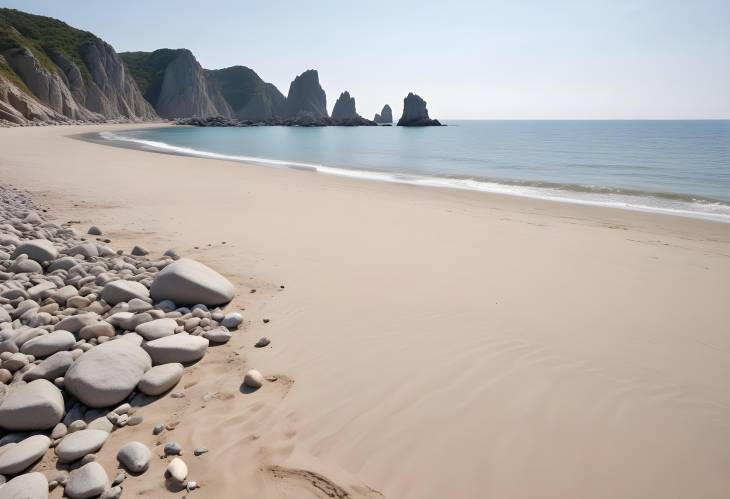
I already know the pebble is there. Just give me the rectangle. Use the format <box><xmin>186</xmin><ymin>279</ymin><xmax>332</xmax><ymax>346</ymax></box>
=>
<box><xmin>65</xmin><ymin>462</ymin><xmax>109</xmax><ymax>499</ymax></box>
<box><xmin>112</xmin><ymin>471</ymin><xmax>126</xmax><ymax>486</ymax></box>
<box><xmin>0</xmin><ymin>434</ymin><xmax>51</xmax><ymax>474</ymax></box>
<box><xmin>55</xmin><ymin>429</ymin><xmax>109</xmax><ymax>463</ymax></box>
<box><xmin>255</xmin><ymin>337</ymin><xmax>271</xmax><ymax>348</ymax></box>
<box><xmin>193</xmin><ymin>447</ymin><xmax>208</xmax><ymax>456</ymax></box>
<box><xmin>243</xmin><ymin>369</ymin><xmax>265</xmax><ymax>389</ymax></box>
<box><xmin>153</xmin><ymin>423</ymin><xmax>165</xmax><ymax>435</ymax></box>
<box><xmin>100</xmin><ymin>485</ymin><xmax>123</xmax><ymax>499</ymax></box>
<box><xmin>164</xmin><ymin>441</ymin><xmax>182</xmax><ymax>456</ymax></box>
<box><xmin>87</xmin><ymin>226</ymin><xmax>102</xmax><ymax>236</ymax></box>
<box><xmin>0</xmin><ymin>472</ymin><xmax>48</xmax><ymax>499</ymax></box>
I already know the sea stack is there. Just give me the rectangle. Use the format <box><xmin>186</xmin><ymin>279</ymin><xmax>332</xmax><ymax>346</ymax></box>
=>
<box><xmin>374</xmin><ymin>104</ymin><xmax>393</xmax><ymax>124</ymax></box>
<box><xmin>397</xmin><ymin>93</ymin><xmax>441</xmax><ymax>126</ymax></box>
<box><xmin>284</xmin><ymin>69</ymin><xmax>327</xmax><ymax>118</ymax></box>
<box><xmin>331</xmin><ymin>91</ymin><xmax>359</xmax><ymax>120</ymax></box>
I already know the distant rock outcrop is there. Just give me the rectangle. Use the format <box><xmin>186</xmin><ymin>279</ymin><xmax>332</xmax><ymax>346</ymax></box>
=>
<box><xmin>284</xmin><ymin>69</ymin><xmax>327</xmax><ymax>118</ymax></box>
<box><xmin>374</xmin><ymin>104</ymin><xmax>393</xmax><ymax>124</ymax></box>
<box><xmin>0</xmin><ymin>8</ymin><xmax>156</xmax><ymax>125</ymax></box>
<box><xmin>205</xmin><ymin>66</ymin><xmax>286</xmax><ymax>121</ymax></box>
<box><xmin>331</xmin><ymin>91</ymin><xmax>359</xmax><ymax>120</ymax></box>
<box><xmin>397</xmin><ymin>93</ymin><xmax>441</xmax><ymax>126</ymax></box>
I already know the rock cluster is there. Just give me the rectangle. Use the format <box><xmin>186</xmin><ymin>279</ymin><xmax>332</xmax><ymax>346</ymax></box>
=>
<box><xmin>0</xmin><ymin>183</ymin><xmax>257</xmax><ymax>496</ymax></box>
<box><xmin>177</xmin><ymin>115</ymin><xmax>377</xmax><ymax>128</ymax></box>
<box><xmin>397</xmin><ymin>93</ymin><xmax>442</xmax><ymax>126</ymax></box>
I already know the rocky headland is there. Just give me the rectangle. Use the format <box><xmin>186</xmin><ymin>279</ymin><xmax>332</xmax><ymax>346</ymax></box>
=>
<box><xmin>0</xmin><ymin>183</ymin><xmax>272</xmax><ymax>497</ymax></box>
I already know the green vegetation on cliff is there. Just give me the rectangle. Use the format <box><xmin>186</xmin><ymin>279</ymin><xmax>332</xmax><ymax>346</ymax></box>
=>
<box><xmin>0</xmin><ymin>8</ymin><xmax>97</xmax><ymax>79</ymax></box>
<box><xmin>119</xmin><ymin>49</ymin><xmax>183</xmax><ymax>106</ymax></box>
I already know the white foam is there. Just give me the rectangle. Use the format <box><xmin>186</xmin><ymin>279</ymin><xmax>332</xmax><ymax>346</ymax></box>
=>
<box><xmin>98</xmin><ymin>131</ymin><xmax>730</xmax><ymax>224</ymax></box>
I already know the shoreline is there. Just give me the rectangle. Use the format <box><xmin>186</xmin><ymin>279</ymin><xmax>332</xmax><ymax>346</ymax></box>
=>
<box><xmin>85</xmin><ymin>126</ymin><xmax>730</xmax><ymax>225</ymax></box>
<box><xmin>2</xmin><ymin>124</ymin><xmax>729</xmax><ymax>499</ymax></box>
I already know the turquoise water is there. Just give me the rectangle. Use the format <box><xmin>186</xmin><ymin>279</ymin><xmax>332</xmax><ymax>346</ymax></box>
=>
<box><xmin>100</xmin><ymin>120</ymin><xmax>730</xmax><ymax>222</ymax></box>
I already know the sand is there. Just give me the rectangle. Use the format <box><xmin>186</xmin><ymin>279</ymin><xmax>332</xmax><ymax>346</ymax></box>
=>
<box><xmin>1</xmin><ymin>124</ymin><xmax>728</xmax><ymax>499</ymax></box>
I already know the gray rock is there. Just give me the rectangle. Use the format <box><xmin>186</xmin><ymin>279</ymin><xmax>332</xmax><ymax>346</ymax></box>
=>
<box><xmin>111</xmin><ymin>471</ymin><xmax>126</xmax><ymax>486</ymax></box>
<box><xmin>374</xmin><ymin>104</ymin><xmax>393</xmax><ymax>124</ymax></box>
<box><xmin>86</xmin><ymin>416</ymin><xmax>113</xmax><ymax>433</ymax></box>
<box><xmin>153</xmin><ymin>423</ymin><xmax>165</xmax><ymax>435</ymax></box>
<box><xmin>144</xmin><ymin>333</ymin><xmax>208</xmax><ymax>365</ymax></box>
<box><xmin>254</xmin><ymin>337</ymin><xmax>271</xmax><ymax>348</ymax></box>
<box><xmin>116</xmin><ymin>441</ymin><xmax>150</xmax><ymax>473</ymax></box>
<box><xmin>51</xmin><ymin>422</ymin><xmax>67</xmax><ymax>439</ymax></box>
<box><xmin>64</xmin><ymin>338</ymin><xmax>151</xmax><ymax>408</ymax></box>
<box><xmin>130</xmin><ymin>245</ymin><xmax>148</xmax><ymax>256</ymax></box>
<box><xmin>137</xmin><ymin>362</ymin><xmax>183</xmax><ymax>396</ymax></box>
<box><xmin>331</xmin><ymin>91</ymin><xmax>359</xmax><ymax>120</ymax></box>
<box><xmin>20</xmin><ymin>330</ymin><xmax>75</xmax><ymax>358</ymax></box>
<box><xmin>193</xmin><ymin>447</ymin><xmax>208</xmax><ymax>456</ymax></box>
<box><xmin>284</xmin><ymin>69</ymin><xmax>327</xmax><ymax>118</ymax></box>
<box><xmin>220</xmin><ymin>312</ymin><xmax>243</xmax><ymax>329</ymax></box>
<box><xmin>0</xmin><ymin>434</ymin><xmax>51</xmax><ymax>474</ymax></box>
<box><xmin>100</xmin><ymin>486</ymin><xmax>122</xmax><ymax>499</ymax></box>
<box><xmin>135</xmin><ymin>318</ymin><xmax>176</xmax><ymax>340</ymax></box>
<box><xmin>78</xmin><ymin>321</ymin><xmax>115</xmax><ymax>340</ymax></box>
<box><xmin>55</xmin><ymin>429</ymin><xmax>109</xmax><ymax>463</ymax></box>
<box><xmin>100</xmin><ymin>280</ymin><xmax>150</xmax><ymax>306</ymax></box>
<box><xmin>65</xmin><ymin>462</ymin><xmax>108</xmax><ymax>499</ymax></box>
<box><xmin>12</xmin><ymin>240</ymin><xmax>57</xmax><ymax>264</ymax></box>
<box><xmin>149</xmin><ymin>258</ymin><xmax>234</xmax><ymax>307</ymax></box>
<box><xmin>55</xmin><ymin>313</ymin><xmax>99</xmax><ymax>334</ymax></box>
<box><xmin>87</xmin><ymin>226</ymin><xmax>102</xmax><ymax>236</ymax></box>
<box><xmin>203</xmin><ymin>327</ymin><xmax>232</xmax><ymax>343</ymax></box>
<box><xmin>0</xmin><ymin>379</ymin><xmax>64</xmax><ymax>430</ymax></box>
<box><xmin>163</xmin><ymin>441</ymin><xmax>181</xmax><ymax>456</ymax></box>
<box><xmin>8</xmin><ymin>258</ymin><xmax>42</xmax><ymax>274</ymax></box>
<box><xmin>24</xmin><ymin>351</ymin><xmax>74</xmax><ymax>382</ymax></box>
<box><xmin>2</xmin><ymin>353</ymin><xmax>29</xmax><ymax>372</ymax></box>
<box><xmin>0</xmin><ymin>472</ymin><xmax>48</xmax><ymax>499</ymax></box>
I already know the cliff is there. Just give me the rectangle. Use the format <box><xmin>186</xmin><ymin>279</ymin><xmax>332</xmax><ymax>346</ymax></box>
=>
<box><xmin>374</xmin><ymin>104</ymin><xmax>393</xmax><ymax>124</ymax></box>
<box><xmin>397</xmin><ymin>92</ymin><xmax>441</xmax><ymax>126</ymax></box>
<box><xmin>205</xmin><ymin>66</ymin><xmax>286</xmax><ymax>121</ymax></box>
<box><xmin>0</xmin><ymin>8</ymin><xmax>156</xmax><ymax>125</ymax></box>
<box><xmin>284</xmin><ymin>69</ymin><xmax>327</xmax><ymax>118</ymax></box>
<box><xmin>331</xmin><ymin>91</ymin><xmax>359</xmax><ymax>120</ymax></box>
<box><xmin>121</xmin><ymin>49</ymin><xmax>232</xmax><ymax>119</ymax></box>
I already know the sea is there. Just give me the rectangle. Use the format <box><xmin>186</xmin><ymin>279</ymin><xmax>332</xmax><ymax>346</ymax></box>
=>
<box><xmin>98</xmin><ymin>120</ymin><xmax>730</xmax><ymax>223</ymax></box>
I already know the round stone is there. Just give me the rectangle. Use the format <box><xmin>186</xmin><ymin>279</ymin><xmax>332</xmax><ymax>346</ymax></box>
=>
<box><xmin>116</xmin><ymin>441</ymin><xmax>150</xmax><ymax>474</ymax></box>
<box><xmin>0</xmin><ymin>435</ymin><xmax>51</xmax><ymax>474</ymax></box>
<box><xmin>165</xmin><ymin>457</ymin><xmax>187</xmax><ymax>482</ymax></box>
<box><xmin>134</xmin><ymin>318</ymin><xmax>176</xmax><ymax>340</ymax></box>
<box><xmin>137</xmin><ymin>363</ymin><xmax>183</xmax><ymax>396</ymax></box>
<box><xmin>0</xmin><ymin>472</ymin><xmax>48</xmax><ymax>498</ymax></box>
<box><xmin>100</xmin><ymin>280</ymin><xmax>150</xmax><ymax>306</ymax></box>
<box><xmin>143</xmin><ymin>334</ymin><xmax>208</xmax><ymax>365</ymax></box>
<box><xmin>20</xmin><ymin>330</ymin><xmax>75</xmax><ymax>358</ymax></box>
<box><xmin>0</xmin><ymin>379</ymin><xmax>64</xmax><ymax>430</ymax></box>
<box><xmin>243</xmin><ymin>369</ymin><xmax>264</xmax><ymax>389</ymax></box>
<box><xmin>150</xmin><ymin>258</ymin><xmax>234</xmax><ymax>307</ymax></box>
<box><xmin>55</xmin><ymin>429</ymin><xmax>109</xmax><ymax>463</ymax></box>
<box><xmin>65</xmin><ymin>462</ymin><xmax>108</xmax><ymax>499</ymax></box>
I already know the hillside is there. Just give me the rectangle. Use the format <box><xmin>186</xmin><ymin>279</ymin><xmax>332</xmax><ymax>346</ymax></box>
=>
<box><xmin>204</xmin><ymin>66</ymin><xmax>286</xmax><ymax>120</ymax></box>
<box><xmin>0</xmin><ymin>8</ymin><xmax>156</xmax><ymax>125</ymax></box>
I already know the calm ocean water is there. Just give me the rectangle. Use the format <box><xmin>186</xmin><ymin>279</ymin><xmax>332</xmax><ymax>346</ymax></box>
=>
<box><xmin>100</xmin><ymin>120</ymin><xmax>730</xmax><ymax>222</ymax></box>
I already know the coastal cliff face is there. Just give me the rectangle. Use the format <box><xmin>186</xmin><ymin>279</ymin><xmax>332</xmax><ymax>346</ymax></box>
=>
<box><xmin>397</xmin><ymin>92</ymin><xmax>441</xmax><ymax>126</ymax></box>
<box><xmin>331</xmin><ymin>91</ymin><xmax>359</xmax><ymax>120</ymax></box>
<box><xmin>122</xmin><ymin>49</ymin><xmax>232</xmax><ymax>119</ymax></box>
<box><xmin>284</xmin><ymin>69</ymin><xmax>327</xmax><ymax>118</ymax></box>
<box><xmin>0</xmin><ymin>8</ymin><xmax>156</xmax><ymax>125</ymax></box>
<box><xmin>205</xmin><ymin>66</ymin><xmax>286</xmax><ymax>121</ymax></box>
<box><xmin>374</xmin><ymin>104</ymin><xmax>393</xmax><ymax>124</ymax></box>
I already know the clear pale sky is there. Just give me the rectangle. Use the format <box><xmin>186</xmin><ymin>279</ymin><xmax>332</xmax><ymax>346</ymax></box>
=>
<box><xmin>2</xmin><ymin>0</ymin><xmax>728</xmax><ymax>119</ymax></box>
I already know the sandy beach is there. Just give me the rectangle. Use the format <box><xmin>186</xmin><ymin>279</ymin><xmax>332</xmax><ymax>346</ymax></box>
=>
<box><xmin>1</xmin><ymin>123</ymin><xmax>729</xmax><ymax>499</ymax></box>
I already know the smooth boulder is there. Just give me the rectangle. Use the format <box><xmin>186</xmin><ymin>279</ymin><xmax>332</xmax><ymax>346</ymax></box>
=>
<box><xmin>65</xmin><ymin>462</ymin><xmax>108</xmax><ymax>499</ymax></box>
<box><xmin>137</xmin><ymin>363</ymin><xmax>183</xmax><ymax>396</ymax></box>
<box><xmin>144</xmin><ymin>334</ymin><xmax>208</xmax><ymax>365</ymax></box>
<box><xmin>135</xmin><ymin>318</ymin><xmax>176</xmax><ymax>340</ymax></box>
<box><xmin>0</xmin><ymin>379</ymin><xmax>64</xmax><ymax>430</ymax></box>
<box><xmin>0</xmin><ymin>435</ymin><xmax>51</xmax><ymax>474</ymax></box>
<box><xmin>64</xmin><ymin>338</ymin><xmax>151</xmax><ymax>408</ymax></box>
<box><xmin>24</xmin><ymin>351</ymin><xmax>74</xmax><ymax>381</ymax></box>
<box><xmin>55</xmin><ymin>429</ymin><xmax>108</xmax><ymax>463</ymax></box>
<box><xmin>100</xmin><ymin>280</ymin><xmax>150</xmax><ymax>305</ymax></box>
<box><xmin>116</xmin><ymin>441</ymin><xmax>151</xmax><ymax>473</ymax></box>
<box><xmin>0</xmin><ymin>472</ymin><xmax>48</xmax><ymax>499</ymax></box>
<box><xmin>20</xmin><ymin>330</ymin><xmax>75</xmax><ymax>358</ymax></box>
<box><xmin>12</xmin><ymin>240</ymin><xmax>57</xmax><ymax>264</ymax></box>
<box><xmin>150</xmin><ymin>258</ymin><xmax>234</xmax><ymax>307</ymax></box>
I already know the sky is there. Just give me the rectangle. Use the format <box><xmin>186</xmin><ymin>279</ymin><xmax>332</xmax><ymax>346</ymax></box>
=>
<box><xmin>1</xmin><ymin>0</ymin><xmax>729</xmax><ymax>119</ymax></box>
